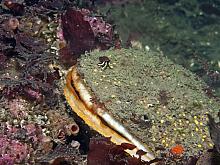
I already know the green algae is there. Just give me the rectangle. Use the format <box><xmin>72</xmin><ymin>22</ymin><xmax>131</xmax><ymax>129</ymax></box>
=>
<box><xmin>78</xmin><ymin>48</ymin><xmax>220</xmax><ymax>157</ymax></box>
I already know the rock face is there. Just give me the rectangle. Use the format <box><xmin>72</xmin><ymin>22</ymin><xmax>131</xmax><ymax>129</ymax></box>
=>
<box><xmin>77</xmin><ymin>48</ymin><xmax>220</xmax><ymax>156</ymax></box>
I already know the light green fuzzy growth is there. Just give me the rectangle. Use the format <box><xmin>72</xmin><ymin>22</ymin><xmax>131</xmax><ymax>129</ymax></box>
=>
<box><xmin>78</xmin><ymin>48</ymin><xmax>219</xmax><ymax>156</ymax></box>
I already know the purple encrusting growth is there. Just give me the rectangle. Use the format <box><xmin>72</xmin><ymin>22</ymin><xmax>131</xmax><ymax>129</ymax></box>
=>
<box><xmin>0</xmin><ymin>154</ymin><xmax>14</xmax><ymax>165</ymax></box>
<box><xmin>0</xmin><ymin>134</ymin><xmax>29</xmax><ymax>164</ymax></box>
<box><xmin>0</xmin><ymin>121</ymin><xmax>47</xmax><ymax>164</ymax></box>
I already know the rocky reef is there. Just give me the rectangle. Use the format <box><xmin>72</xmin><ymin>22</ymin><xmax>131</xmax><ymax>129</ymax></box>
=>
<box><xmin>0</xmin><ymin>0</ymin><xmax>220</xmax><ymax>164</ymax></box>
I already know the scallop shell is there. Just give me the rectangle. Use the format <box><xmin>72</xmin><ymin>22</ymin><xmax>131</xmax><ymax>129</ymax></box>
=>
<box><xmin>64</xmin><ymin>48</ymin><xmax>220</xmax><ymax>161</ymax></box>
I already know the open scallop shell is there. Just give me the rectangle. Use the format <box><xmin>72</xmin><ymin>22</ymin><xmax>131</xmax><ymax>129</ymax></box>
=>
<box><xmin>64</xmin><ymin>66</ymin><xmax>155</xmax><ymax>162</ymax></box>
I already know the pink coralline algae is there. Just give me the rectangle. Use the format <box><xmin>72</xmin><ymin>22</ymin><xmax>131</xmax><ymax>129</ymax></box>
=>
<box><xmin>83</xmin><ymin>9</ymin><xmax>113</xmax><ymax>49</ymax></box>
<box><xmin>0</xmin><ymin>122</ymin><xmax>46</xmax><ymax>164</ymax></box>
<box><xmin>24</xmin><ymin>123</ymin><xmax>43</xmax><ymax>143</ymax></box>
<box><xmin>0</xmin><ymin>154</ymin><xmax>14</xmax><ymax>165</ymax></box>
<box><xmin>0</xmin><ymin>136</ymin><xmax>29</xmax><ymax>164</ymax></box>
<box><xmin>7</xmin><ymin>98</ymin><xmax>28</xmax><ymax>118</ymax></box>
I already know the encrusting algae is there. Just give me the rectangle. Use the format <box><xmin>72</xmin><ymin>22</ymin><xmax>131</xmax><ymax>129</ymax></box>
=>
<box><xmin>64</xmin><ymin>48</ymin><xmax>220</xmax><ymax>161</ymax></box>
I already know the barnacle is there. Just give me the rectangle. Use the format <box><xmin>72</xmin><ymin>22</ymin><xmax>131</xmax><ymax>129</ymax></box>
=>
<box><xmin>64</xmin><ymin>123</ymin><xmax>80</xmax><ymax>136</ymax></box>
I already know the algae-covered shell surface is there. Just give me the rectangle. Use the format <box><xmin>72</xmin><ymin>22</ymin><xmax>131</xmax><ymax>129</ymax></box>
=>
<box><xmin>78</xmin><ymin>48</ymin><xmax>219</xmax><ymax>156</ymax></box>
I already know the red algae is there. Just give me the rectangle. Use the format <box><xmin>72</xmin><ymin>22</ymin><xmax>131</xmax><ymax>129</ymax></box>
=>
<box><xmin>60</xmin><ymin>7</ymin><xmax>116</xmax><ymax>66</ymax></box>
<box><xmin>87</xmin><ymin>137</ymin><xmax>148</xmax><ymax>165</ymax></box>
<box><xmin>61</xmin><ymin>8</ymin><xmax>95</xmax><ymax>56</ymax></box>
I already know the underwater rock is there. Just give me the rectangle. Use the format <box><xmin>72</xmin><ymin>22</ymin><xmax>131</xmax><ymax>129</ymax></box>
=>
<box><xmin>0</xmin><ymin>53</ymin><xmax>7</xmax><ymax>69</ymax></box>
<box><xmin>196</xmin><ymin>150</ymin><xmax>220</xmax><ymax>165</ymax></box>
<box><xmin>207</xmin><ymin>114</ymin><xmax>220</xmax><ymax>154</ymax></box>
<box><xmin>2</xmin><ymin>0</ymin><xmax>25</xmax><ymax>15</ymax></box>
<box><xmin>200</xmin><ymin>3</ymin><xmax>220</xmax><ymax>17</ymax></box>
<box><xmin>38</xmin><ymin>143</ymin><xmax>84</xmax><ymax>164</ymax></box>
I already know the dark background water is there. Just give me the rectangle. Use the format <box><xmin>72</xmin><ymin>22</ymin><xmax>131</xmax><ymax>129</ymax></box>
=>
<box><xmin>97</xmin><ymin>0</ymin><xmax>220</xmax><ymax>98</ymax></box>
